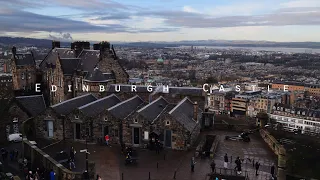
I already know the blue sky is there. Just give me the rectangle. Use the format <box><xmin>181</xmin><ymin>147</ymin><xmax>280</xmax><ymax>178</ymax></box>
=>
<box><xmin>0</xmin><ymin>0</ymin><xmax>320</xmax><ymax>42</ymax></box>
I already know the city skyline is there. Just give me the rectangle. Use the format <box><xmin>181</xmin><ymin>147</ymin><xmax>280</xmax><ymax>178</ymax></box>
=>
<box><xmin>0</xmin><ymin>0</ymin><xmax>320</xmax><ymax>42</ymax></box>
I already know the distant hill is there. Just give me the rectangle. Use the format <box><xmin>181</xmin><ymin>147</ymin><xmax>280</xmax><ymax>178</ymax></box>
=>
<box><xmin>1</xmin><ymin>36</ymin><xmax>320</xmax><ymax>49</ymax></box>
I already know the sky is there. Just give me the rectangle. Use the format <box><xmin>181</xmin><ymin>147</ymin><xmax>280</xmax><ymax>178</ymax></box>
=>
<box><xmin>0</xmin><ymin>0</ymin><xmax>320</xmax><ymax>42</ymax></box>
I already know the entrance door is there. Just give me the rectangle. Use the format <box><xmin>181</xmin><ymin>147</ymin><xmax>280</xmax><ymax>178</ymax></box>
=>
<box><xmin>75</xmin><ymin>124</ymin><xmax>81</xmax><ymax>139</ymax></box>
<box><xmin>47</xmin><ymin>121</ymin><xmax>53</xmax><ymax>138</ymax></box>
<box><xmin>164</xmin><ymin>130</ymin><xmax>172</xmax><ymax>147</ymax></box>
<box><xmin>133</xmin><ymin>128</ymin><xmax>140</xmax><ymax>145</ymax></box>
<box><xmin>104</xmin><ymin>126</ymin><xmax>109</xmax><ymax>136</ymax></box>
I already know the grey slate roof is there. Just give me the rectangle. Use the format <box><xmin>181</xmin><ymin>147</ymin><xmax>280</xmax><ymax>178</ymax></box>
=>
<box><xmin>108</xmin><ymin>95</ymin><xmax>145</xmax><ymax>120</ymax></box>
<box><xmin>107</xmin><ymin>84</ymin><xmax>203</xmax><ymax>96</ymax></box>
<box><xmin>59</xmin><ymin>58</ymin><xmax>80</xmax><ymax>75</ymax></box>
<box><xmin>78</xmin><ymin>94</ymin><xmax>121</xmax><ymax>117</ymax></box>
<box><xmin>169</xmin><ymin>97</ymin><xmax>201</xmax><ymax>132</ymax></box>
<box><xmin>137</xmin><ymin>96</ymin><xmax>169</xmax><ymax>122</ymax></box>
<box><xmin>51</xmin><ymin>94</ymin><xmax>97</xmax><ymax>116</ymax></box>
<box><xmin>273</xmin><ymin>103</ymin><xmax>320</xmax><ymax>118</ymax></box>
<box><xmin>40</xmin><ymin>48</ymin><xmax>75</xmax><ymax>69</ymax></box>
<box><xmin>15</xmin><ymin>94</ymin><xmax>46</xmax><ymax>117</ymax></box>
<box><xmin>14</xmin><ymin>53</ymin><xmax>35</xmax><ymax>66</ymax></box>
<box><xmin>77</xmin><ymin>50</ymin><xmax>100</xmax><ymax>72</ymax></box>
<box><xmin>84</xmin><ymin>68</ymin><xmax>114</xmax><ymax>82</ymax></box>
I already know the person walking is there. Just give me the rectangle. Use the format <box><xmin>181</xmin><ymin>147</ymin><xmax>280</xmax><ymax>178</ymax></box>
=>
<box><xmin>69</xmin><ymin>157</ymin><xmax>76</xmax><ymax>170</ymax></box>
<box><xmin>271</xmin><ymin>164</ymin><xmax>275</xmax><ymax>178</ymax></box>
<box><xmin>105</xmin><ymin>134</ymin><xmax>109</xmax><ymax>146</ymax></box>
<box><xmin>70</xmin><ymin>146</ymin><xmax>75</xmax><ymax>161</ymax></box>
<box><xmin>224</xmin><ymin>153</ymin><xmax>228</xmax><ymax>169</ymax></box>
<box><xmin>235</xmin><ymin>157</ymin><xmax>242</xmax><ymax>175</ymax></box>
<box><xmin>210</xmin><ymin>160</ymin><xmax>216</xmax><ymax>173</ymax></box>
<box><xmin>255</xmin><ymin>161</ymin><xmax>260</xmax><ymax>176</ymax></box>
<box><xmin>50</xmin><ymin>169</ymin><xmax>55</xmax><ymax>180</ymax></box>
<box><xmin>191</xmin><ymin>157</ymin><xmax>196</xmax><ymax>172</ymax></box>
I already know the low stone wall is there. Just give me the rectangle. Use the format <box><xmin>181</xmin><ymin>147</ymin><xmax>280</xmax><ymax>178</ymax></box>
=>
<box><xmin>22</xmin><ymin>138</ymin><xmax>83</xmax><ymax>180</ymax></box>
<box><xmin>209</xmin><ymin>135</ymin><xmax>219</xmax><ymax>158</ymax></box>
<box><xmin>260</xmin><ymin>129</ymin><xmax>286</xmax><ymax>180</ymax></box>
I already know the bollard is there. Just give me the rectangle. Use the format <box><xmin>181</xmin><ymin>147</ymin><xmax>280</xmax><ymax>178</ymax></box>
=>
<box><xmin>149</xmin><ymin>172</ymin><xmax>151</xmax><ymax>180</ymax></box>
<box><xmin>173</xmin><ymin>171</ymin><xmax>176</xmax><ymax>179</ymax></box>
<box><xmin>122</xmin><ymin>173</ymin><xmax>123</xmax><ymax>180</ymax></box>
<box><xmin>157</xmin><ymin>162</ymin><xmax>158</xmax><ymax>168</ymax></box>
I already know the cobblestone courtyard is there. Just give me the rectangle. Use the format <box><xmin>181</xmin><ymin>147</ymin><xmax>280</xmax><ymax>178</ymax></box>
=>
<box><xmin>38</xmin><ymin>130</ymin><xmax>277</xmax><ymax>180</ymax></box>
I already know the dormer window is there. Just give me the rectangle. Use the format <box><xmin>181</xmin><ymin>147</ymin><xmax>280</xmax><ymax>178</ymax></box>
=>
<box><xmin>75</xmin><ymin>115</ymin><xmax>79</xmax><ymax>119</ymax></box>
<box><xmin>47</xmin><ymin>114</ymin><xmax>51</xmax><ymax>118</ymax></box>
<box><xmin>165</xmin><ymin>120</ymin><xmax>170</xmax><ymax>126</ymax></box>
<box><xmin>134</xmin><ymin>119</ymin><xmax>138</xmax><ymax>123</ymax></box>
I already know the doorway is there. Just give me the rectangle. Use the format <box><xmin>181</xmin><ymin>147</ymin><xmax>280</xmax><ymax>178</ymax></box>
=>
<box><xmin>133</xmin><ymin>127</ymin><xmax>140</xmax><ymax>145</ymax></box>
<box><xmin>103</xmin><ymin>126</ymin><xmax>109</xmax><ymax>136</ymax></box>
<box><xmin>47</xmin><ymin>121</ymin><xmax>53</xmax><ymax>138</ymax></box>
<box><xmin>75</xmin><ymin>124</ymin><xmax>81</xmax><ymax>139</ymax></box>
<box><xmin>164</xmin><ymin>130</ymin><xmax>172</xmax><ymax>148</ymax></box>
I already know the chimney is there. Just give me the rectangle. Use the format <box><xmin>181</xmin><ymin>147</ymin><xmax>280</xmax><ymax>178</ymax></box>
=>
<box><xmin>73</xmin><ymin>41</ymin><xmax>90</xmax><ymax>57</ymax></box>
<box><xmin>193</xmin><ymin>101</ymin><xmax>198</xmax><ymax>122</ymax></box>
<box><xmin>99</xmin><ymin>41</ymin><xmax>110</xmax><ymax>55</ymax></box>
<box><xmin>52</xmin><ymin>41</ymin><xmax>60</xmax><ymax>49</ymax></box>
<box><xmin>93</xmin><ymin>43</ymin><xmax>100</xmax><ymax>50</ymax></box>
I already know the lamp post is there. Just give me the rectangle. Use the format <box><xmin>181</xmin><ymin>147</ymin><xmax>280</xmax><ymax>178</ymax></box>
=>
<box><xmin>85</xmin><ymin>135</ymin><xmax>88</xmax><ymax>172</ymax></box>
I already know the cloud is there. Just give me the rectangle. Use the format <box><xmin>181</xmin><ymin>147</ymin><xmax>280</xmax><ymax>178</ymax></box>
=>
<box><xmin>0</xmin><ymin>8</ymin><xmax>129</xmax><ymax>33</ymax></box>
<box><xmin>49</xmin><ymin>32</ymin><xmax>73</xmax><ymax>41</ymax></box>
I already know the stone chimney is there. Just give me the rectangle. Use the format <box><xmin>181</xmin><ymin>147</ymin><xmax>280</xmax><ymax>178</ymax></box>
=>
<box><xmin>193</xmin><ymin>101</ymin><xmax>198</xmax><ymax>122</ymax></box>
<box><xmin>72</xmin><ymin>41</ymin><xmax>91</xmax><ymax>57</ymax></box>
<box><xmin>52</xmin><ymin>41</ymin><xmax>60</xmax><ymax>49</ymax></box>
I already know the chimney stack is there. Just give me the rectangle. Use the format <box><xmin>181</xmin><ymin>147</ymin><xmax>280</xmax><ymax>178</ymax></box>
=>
<box><xmin>193</xmin><ymin>101</ymin><xmax>198</xmax><ymax>122</ymax></box>
<box><xmin>52</xmin><ymin>41</ymin><xmax>60</xmax><ymax>49</ymax></box>
<box><xmin>72</xmin><ymin>41</ymin><xmax>91</xmax><ymax>57</ymax></box>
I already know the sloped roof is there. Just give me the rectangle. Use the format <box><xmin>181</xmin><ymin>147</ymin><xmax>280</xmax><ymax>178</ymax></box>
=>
<box><xmin>84</xmin><ymin>68</ymin><xmax>114</xmax><ymax>82</ymax></box>
<box><xmin>59</xmin><ymin>58</ymin><xmax>80</xmax><ymax>75</ymax></box>
<box><xmin>51</xmin><ymin>94</ymin><xmax>97</xmax><ymax>116</ymax></box>
<box><xmin>15</xmin><ymin>94</ymin><xmax>46</xmax><ymax>117</ymax></box>
<box><xmin>77</xmin><ymin>50</ymin><xmax>100</xmax><ymax>72</ymax></box>
<box><xmin>137</xmin><ymin>96</ymin><xmax>169</xmax><ymax>122</ymax></box>
<box><xmin>108</xmin><ymin>95</ymin><xmax>145</xmax><ymax>120</ymax></box>
<box><xmin>40</xmin><ymin>48</ymin><xmax>75</xmax><ymax>69</ymax></box>
<box><xmin>78</xmin><ymin>94</ymin><xmax>121</xmax><ymax>117</ymax></box>
<box><xmin>14</xmin><ymin>53</ymin><xmax>35</xmax><ymax>66</ymax></box>
<box><xmin>169</xmin><ymin>97</ymin><xmax>201</xmax><ymax>132</ymax></box>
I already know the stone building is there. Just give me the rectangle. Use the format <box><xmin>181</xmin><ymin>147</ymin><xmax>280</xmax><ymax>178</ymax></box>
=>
<box><xmin>124</xmin><ymin>96</ymin><xmax>201</xmax><ymax>150</ymax></box>
<box><xmin>11</xmin><ymin>47</ymin><xmax>37</xmax><ymax>91</ymax></box>
<box><xmin>1</xmin><ymin>95</ymin><xmax>46</xmax><ymax>142</ymax></box>
<box><xmin>108</xmin><ymin>95</ymin><xmax>146</xmax><ymax>145</ymax></box>
<box><xmin>34</xmin><ymin>94</ymin><xmax>97</xmax><ymax>140</ymax></box>
<box><xmin>68</xmin><ymin>94</ymin><xmax>121</xmax><ymax>142</ymax></box>
<box><xmin>11</xmin><ymin>41</ymin><xmax>128</xmax><ymax>106</ymax></box>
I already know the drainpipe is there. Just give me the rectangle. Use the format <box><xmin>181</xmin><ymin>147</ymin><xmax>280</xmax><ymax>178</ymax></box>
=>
<box><xmin>61</xmin><ymin>115</ymin><xmax>66</xmax><ymax>140</ymax></box>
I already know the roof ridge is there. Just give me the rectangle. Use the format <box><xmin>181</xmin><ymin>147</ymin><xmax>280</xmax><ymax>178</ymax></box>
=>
<box><xmin>78</xmin><ymin>94</ymin><xmax>119</xmax><ymax>110</ymax></box>
<box><xmin>168</xmin><ymin>97</ymin><xmax>190</xmax><ymax>114</ymax></box>
<box><xmin>107</xmin><ymin>95</ymin><xmax>141</xmax><ymax>111</ymax></box>
<box><xmin>51</xmin><ymin>94</ymin><xmax>94</xmax><ymax>108</ymax></box>
<box><xmin>136</xmin><ymin>96</ymin><xmax>167</xmax><ymax>113</ymax></box>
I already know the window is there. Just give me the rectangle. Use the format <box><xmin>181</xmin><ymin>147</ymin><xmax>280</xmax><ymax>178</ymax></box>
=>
<box><xmin>104</xmin><ymin>117</ymin><xmax>108</xmax><ymax>121</ymax></box>
<box><xmin>144</xmin><ymin>131</ymin><xmax>149</xmax><ymax>140</ymax></box>
<box><xmin>75</xmin><ymin>115</ymin><xmax>79</xmax><ymax>119</ymax></box>
<box><xmin>28</xmin><ymin>73</ymin><xmax>31</xmax><ymax>79</ymax></box>
<box><xmin>134</xmin><ymin>119</ymin><xmax>138</xmax><ymax>123</ymax></box>
<box><xmin>21</xmin><ymin>73</ymin><xmax>25</xmax><ymax>80</ymax></box>
<box><xmin>166</xmin><ymin>120</ymin><xmax>170</xmax><ymax>125</ymax></box>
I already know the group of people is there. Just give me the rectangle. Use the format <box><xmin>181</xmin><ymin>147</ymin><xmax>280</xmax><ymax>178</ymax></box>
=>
<box><xmin>1</xmin><ymin>148</ymin><xmax>19</xmax><ymax>162</ymax></box>
<box><xmin>25</xmin><ymin>168</ymin><xmax>55</xmax><ymax>180</ymax></box>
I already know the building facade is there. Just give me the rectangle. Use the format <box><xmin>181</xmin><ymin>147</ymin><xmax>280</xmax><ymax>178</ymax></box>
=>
<box><xmin>269</xmin><ymin>103</ymin><xmax>320</xmax><ymax>135</ymax></box>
